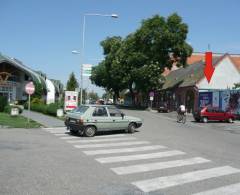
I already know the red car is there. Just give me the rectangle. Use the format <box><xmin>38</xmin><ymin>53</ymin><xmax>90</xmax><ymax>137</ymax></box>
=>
<box><xmin>193</xmin><ymin>106</ymin><xmax>236</xmax><ymax>123</ymax></box>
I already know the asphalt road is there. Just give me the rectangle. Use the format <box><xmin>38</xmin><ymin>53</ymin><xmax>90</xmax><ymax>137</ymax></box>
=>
<box><xmin>0</xmin><ymin>110</ymin><xmax>240</xmax><ymax>195</ymax></box>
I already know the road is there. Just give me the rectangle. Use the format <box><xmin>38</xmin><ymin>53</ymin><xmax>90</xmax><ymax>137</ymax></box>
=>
<box><xmin>0</xmin><ymin>110</ymin><xmax>240</xmax><ymax>195</ymax></box>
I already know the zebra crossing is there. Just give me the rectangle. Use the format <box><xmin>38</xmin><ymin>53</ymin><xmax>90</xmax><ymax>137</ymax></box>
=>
<box><xmin>43</xmin><ymin>127</ymin><xmax>240</xmax><ymax>194</ymax></box>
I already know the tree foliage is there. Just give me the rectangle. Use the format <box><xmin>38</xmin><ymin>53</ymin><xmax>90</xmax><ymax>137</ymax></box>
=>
<box><xmin>66</xmin><ymin>72</ymin><xmax>78</xmax><ymax>91</ymax></box>
<box><xmin>233</xmin><ymin>83</ymin><xmax>240</xmax><ymax>89</ymax></box>
<box><xmin>91</xmin><ymin>13</ymin><xmax>193</xmax><ymax>103</ymax></box>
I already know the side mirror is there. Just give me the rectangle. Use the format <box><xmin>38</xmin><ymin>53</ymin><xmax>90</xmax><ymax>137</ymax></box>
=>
<box><xmin>121</xmin><ymin>113</ymin><xmax>125</xmax><ymax>119</ymax></box>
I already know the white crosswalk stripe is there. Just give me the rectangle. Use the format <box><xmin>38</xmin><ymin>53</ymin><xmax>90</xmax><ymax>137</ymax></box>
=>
<box><xmin>74</xmin><ymin>141</ymin><xmax>150</xmax><ymax>149</ymax></box>
<box><xmin>67</xmin><ymin>137</ymin><xmax>137</xmax><ymax>143</ymax></box>
<box><xmin>89</xmin><ymin>134</ymin><xmax>127</xmax><ymax>138</ymax></box>
<box><xmin>96</xmin><ymin>150</ymin><xmax>185</xmax><ymax>164</ymax></box>
<box><xmin>132</xmin><ymin>166</ymin><xmax>240</xmax><ymax>193</ymax></box>
<box><xmin>42</xmin><ymin>127</ymin><xmax>240</xmax><ymax>194</ymax></box>
<box><xmin>54</xmin><ymin>133</ymin><xmax>69</xmax><ymax>136</ymax></box>
<box><xmin>83</xmin><ymin>145</ymin><xmax>167</xmax><ymax>155</ymax></box>
<box><xmin>111</xmin><ymin>157</ymin><xmax>211</xmax><ymax>175</ymax></box>
<box><xmin>60</xmin><ymin>136</ymin><xmax>81</xmax><ymax>140</ymax></box>
<box><xmin>192</xmin><ymin>182</ymin><xmax>240</xmax><ymax>195</ymax></box>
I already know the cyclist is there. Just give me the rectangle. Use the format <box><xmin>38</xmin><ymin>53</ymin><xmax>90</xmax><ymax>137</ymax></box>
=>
<box><xmin>177</xmin><ymin>103</ymin><xmax>186</xmax><ymax>123</ymax></box>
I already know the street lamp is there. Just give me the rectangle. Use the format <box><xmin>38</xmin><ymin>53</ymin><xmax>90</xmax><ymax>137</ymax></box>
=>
<box><xmin>73</xmin><ymin>13</ymin><xmax>118</xmax><ymax>105</ymax></box>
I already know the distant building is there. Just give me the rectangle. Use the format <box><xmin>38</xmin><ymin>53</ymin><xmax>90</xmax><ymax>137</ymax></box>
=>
<box><xmin>0</xmin><ymin>53</ymin><xmax>63</xmax><ymax>104</ymax></box>
<box><xmin>154</xmin><ymin>52</ymin><xmax>240</xmax><ymax>112</ymax></box>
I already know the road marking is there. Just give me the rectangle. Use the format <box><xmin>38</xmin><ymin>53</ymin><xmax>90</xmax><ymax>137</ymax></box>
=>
<box><xmin>132</xmin><ymin>166</ymin><xmax>240</xmax><ymax>193</ymax></box>
<box><xmin>67</xmin><ymin>137</ymin><xmax>137</xmax><ymax>143</ymax></box>
<box><xmin>111</xmin><ymin>157</ymin><xmax>210</xmax><ymax>175</ymax></box>
<box><xmin>74</xmin><ymin>141</ymin><xmax>150</xmax><ymax>149</ymax></box>
<box><xmin>96</xmin><ymin>150</ymin><xmax>185</xmax><ymax>164</ymax></box>
<box><xmin>54</xmin><ymin>133</ymin><xmax>69</xmax><ymax>136</ymax></box>
<box><xmin>192</xmin><ymin>182</ymin><xmax>240</xmax><ymax>195</ymax></box>
<box><xmin>45</xmin><ymin>130</ymin><xmax>67</xmax><ymax>133</ymax></box>
<box><xmin>89</xmin><ymin>134</ymin><xmax>127</xmax><ymax>138</ymax></box>
<box><xmin>60</xmin><ymin>136</ymin><xmax>80</xmax><ymax>140</ymax></box>
<box><xmin>83</xmin><ymin>145</ymin><xmax>167</xmax><ymax>155</ymax></box>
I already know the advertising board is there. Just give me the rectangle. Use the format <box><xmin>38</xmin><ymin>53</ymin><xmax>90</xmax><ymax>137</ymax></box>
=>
<box><xmin>64</xmin><ymin>91</ymin><xmax>79</xmax><ymax>111</ymax></box>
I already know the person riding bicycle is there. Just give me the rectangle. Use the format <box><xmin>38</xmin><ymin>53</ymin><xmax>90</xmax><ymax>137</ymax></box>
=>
<box><xmin>178</xmin><ymin>104</ymin><xmax>186</xmax><ymax>116</ymax></box>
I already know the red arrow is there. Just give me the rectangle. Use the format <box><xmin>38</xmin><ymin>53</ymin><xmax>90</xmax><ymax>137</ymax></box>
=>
<box><xmin>204</xmin><ymin>51</ymin><xmax>215</xmax><ymax>83</ymax></box>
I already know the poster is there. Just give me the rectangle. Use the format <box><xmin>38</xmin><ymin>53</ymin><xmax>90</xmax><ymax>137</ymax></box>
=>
<box><xmin>220</xmin><ymin>90</ymin><xmax>230</xmax><ymax>111</ymax></box>
<box><xmin>64</xmin><ymin>91</ymin><xmax>79</xmax><ymax>111</ymax></box>
<box><xmin>212</xmin><ymin>91</ymin><xmax>219</xmax><ymax>108</ymax></box>
<box><xmin>198</xmin><ymin>92</ymin><xmax>212</xmax><ymax>108</ymax></box>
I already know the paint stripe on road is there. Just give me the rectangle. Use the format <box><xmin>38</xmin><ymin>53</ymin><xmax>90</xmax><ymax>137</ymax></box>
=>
<box><xmin>192</xmin><ymin>182</ymin><xmax>240</xmax><ymax>195</ymax></box>
<box><xmin>83</xmin><ymin>145</ymin><xmax>167</xmax><ymax>156</ymax></box>
<box><xmin>60</xmin><ymin>136</ymin><xmax>81</xmax><ymax>140</ymax></box>
<box><xmin>96</xmin><ymin>150</ymin><xmax>185</xmax><ymax>164</ymax></box>
<box><xmin>74</xmin><ymin>141</ymin><xmax>150</xmax><ymax>149</ymax></box>
<box><xmin>54</xmin><ymin>133</ymin><xmax>69</xmax><ymax>136</ymax></box>
<box><xmin>111</xmin><ymin>157</ymin><xmax>210</xmax><ymax>175</ymax></box>
<box><xmin>67</xmin><ymin>137</ymin><xmax>137</xmax><ymax>143</ymax></box>
<box><xmin>132</xmin><ymin>166</ymin><xmax>240</xmax><ymax>193</ymax></box>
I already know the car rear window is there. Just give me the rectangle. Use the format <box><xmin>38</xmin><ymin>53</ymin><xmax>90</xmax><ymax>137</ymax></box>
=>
<box><xmin>72</xmin><ymin>106</ymin><xmax>89</xmax><ymax>114</ymax></box>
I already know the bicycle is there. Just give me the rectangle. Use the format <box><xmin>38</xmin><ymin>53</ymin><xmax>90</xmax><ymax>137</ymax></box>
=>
<box><xmin>177</xmin><ymin>112</ymin><xmax>186</xmax><ymax>124</ymax></box>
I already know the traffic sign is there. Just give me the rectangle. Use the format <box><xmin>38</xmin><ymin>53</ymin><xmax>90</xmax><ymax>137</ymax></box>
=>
<box><xmin>149</xmin><ymin>91</ymin><xmax>154</xmax><ymax>97</ymax></box>
<box><xmin>25</xmin><ymin>82</ymin><xmax>35</xmax><ymax>95</ymax></box>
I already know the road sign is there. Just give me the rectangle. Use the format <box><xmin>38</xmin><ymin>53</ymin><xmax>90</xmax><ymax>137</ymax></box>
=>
<box><xmin>82</xmin><ymin>64</ymin><xmax>92</xmax><ymax>77</ymax></box>
<box><xmin>150</xmin><ymin>96</ymin><xmax>154</xmax><ymax>101</ymax></box>
<box><xmin>149</xmin><ymin>91</ymin><xmax>154</xmax><ymax>97</ymax></box>
<box><xmin>25</xmin><ymin>82</ymin><xmax>35</xmax><ymax>95</ymax></box>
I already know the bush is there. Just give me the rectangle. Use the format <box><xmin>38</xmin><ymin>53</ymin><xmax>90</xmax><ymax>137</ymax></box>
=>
<box><xmin>31</xmin><ymin>103</ymin><xmax>47</xmax><ymax>114</ymax></box>
<box><xmin>46</xmin><ymin>103</ymin><xmax>59</xmax><ymax>116</ymax></box>
<box><xmin>0</xmin><ymin>96</ymin><xmax>8</xmax><ymax>112</ymax></box>
<box><xmin>3</xmin><ymin>105</ymin><xmax>11</xmax><ymax>114</ymax></box>
<box><xmin>31</xmin><ymin>97</ymin><xmax>44</xmax><ymax>105</ymax></box>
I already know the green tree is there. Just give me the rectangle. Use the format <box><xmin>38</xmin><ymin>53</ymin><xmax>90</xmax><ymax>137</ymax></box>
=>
<box><xmin>233</xmin><ymin>83</ymin><xmax>240</xmax><ymax>89</ymax></box>
<box><xmin>91</xmin><ymin>13</ymin><xmax>192</xmax><ymax>105</ymax></box>
<box><xmin>88</xmin><ymin>91</ymin><xmax>99</xmax><ymax>102</ymax></box>
<box><xmin>91</xmin><ymin>36</ymin><xmax>127</xmax><ymax>103</ymax></box>
<box><xmin>66</xmin><ymin>72</ymin><xmax>78</xmax><ymax>91</ymax></box>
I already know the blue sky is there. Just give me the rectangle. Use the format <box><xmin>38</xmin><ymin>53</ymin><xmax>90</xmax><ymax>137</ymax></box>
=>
<box><xmin>1</xmin><ymin>0</ymin><xmax>240</xmax><ymax>96</ymax></box>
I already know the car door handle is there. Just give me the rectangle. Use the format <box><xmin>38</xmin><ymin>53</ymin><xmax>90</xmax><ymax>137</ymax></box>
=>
<box><xmin>113</xmin><ymin>120</ymin><xmax>115</xmax><ymax>122</ymax></box>
<box><xmin>94</xmin><ymin>120</ymin><xmax>97</xmax><ymax>122</ymax></box>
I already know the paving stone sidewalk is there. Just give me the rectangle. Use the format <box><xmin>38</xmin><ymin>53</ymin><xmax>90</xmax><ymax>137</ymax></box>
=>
<box><xmin>22</xmin><ymin>110</ymin><xmax>65</xmax><ymax>127</ymax></box>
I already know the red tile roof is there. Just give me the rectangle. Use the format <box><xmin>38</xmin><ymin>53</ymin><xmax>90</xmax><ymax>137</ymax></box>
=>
<box><xmin>163</xmin><ymin>52</ymin><xmax>240</xmax><ymax>76</ymax></box>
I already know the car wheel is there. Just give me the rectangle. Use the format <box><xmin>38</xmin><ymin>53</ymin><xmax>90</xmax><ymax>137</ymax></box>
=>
<box><xmin>228</xmin><ymin>118</ymin><xmax>233</xmax><ymax>123</ymax></box>
<box><xmin>84</xmin><ymin>126</ymin><xmax>96</xmax><ymax>137</ymax></box>
<box><xmin>128</xmin><ymin>123</ymin><xmax>136</xmax><ymax>134</ymax></box>
<box><xmin>202</xmin><ymin>117</ymin><xmax>208</xmax><ymax>123</ymax></box>
<box><xmin>70</xmin><ymin>129</ymin><xmax>77</xmax><ymax>134</ymax></box>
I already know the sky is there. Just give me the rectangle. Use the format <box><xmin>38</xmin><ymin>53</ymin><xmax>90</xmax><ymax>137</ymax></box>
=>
<box><xmin>1</xmin><ymin>0</ymin><xmax>240</xmax><ymax>96</ymax></box>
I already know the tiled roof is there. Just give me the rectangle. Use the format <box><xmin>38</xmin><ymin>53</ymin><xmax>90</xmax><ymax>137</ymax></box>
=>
<box><xmin>163</xmin><ymin>52</ymin><xmax>240</xmax><ymax>76</ymax></box>
<box><xmin>162</xmin><ymin>57</ymin><xmax>222</xmax><ymax>89</ymax></box>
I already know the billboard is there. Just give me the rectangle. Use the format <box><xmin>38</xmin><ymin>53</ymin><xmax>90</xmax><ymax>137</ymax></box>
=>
<box><xmin>199</xmin><ymin>90</ymin><xmax>240</xmax><ymax>115</ymax></box>
<box><xmin>64</xmin><ymin>91</ymin><xmax>79</xmax><ymax>111</ymax></box>
<box><xmin>198</xmin><ymin>92</ymin><xmax>212</xmax><ymax>108</ymax></box>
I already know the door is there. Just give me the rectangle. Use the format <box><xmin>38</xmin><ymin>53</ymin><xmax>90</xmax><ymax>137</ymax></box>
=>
<box><xmin>107</xmin><ymin>107</ymin><xmax>129</xmax><ymax>130</ymax></box>
<box><xmin>91</xmin><ymin>107</ymin><xmax>111</xmax><ymax>131</ymax></box>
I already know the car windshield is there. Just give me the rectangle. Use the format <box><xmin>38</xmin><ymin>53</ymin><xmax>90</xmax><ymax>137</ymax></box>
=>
<box><xmin>71</xmin><ymin>106</ymin><xmax>89</xmax><ymax>114</ymax></box>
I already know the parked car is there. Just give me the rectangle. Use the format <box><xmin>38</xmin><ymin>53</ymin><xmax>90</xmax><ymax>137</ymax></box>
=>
<box><xmin>65</xmin><ymin>105</ymin><xmax>143</xmax><ymax>137</ymax></box>
<box><xmin>157</xmin><ymin>102</ymin><xmax>170</xmax><ymax>113</ymax></box>
<box><xmin>193</xmin><ymin>106</ymin><xmax>236</xmax><ymax>123</ymax></box>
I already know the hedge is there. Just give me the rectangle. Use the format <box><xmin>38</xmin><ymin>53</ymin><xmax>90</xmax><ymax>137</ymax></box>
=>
<box><xmin>0</xmin><ymin>96</ymin><xmax>8</xmax><ymax>112</ymax></box>
<box><xmin>30</xmin><ymin>103</ymin><xmax>62</xmax><ymax>117</ymax></box>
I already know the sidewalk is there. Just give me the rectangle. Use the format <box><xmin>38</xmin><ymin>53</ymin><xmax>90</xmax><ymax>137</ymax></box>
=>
<box><xmin>22</xmin><ymin>110</ymin><xmax>65</xmax><ymax>128</ymax></box>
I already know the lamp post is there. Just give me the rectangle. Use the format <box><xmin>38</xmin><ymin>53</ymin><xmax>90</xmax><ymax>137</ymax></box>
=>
<box><xmin>72</xmin><ymin>13</ymin><xmax>118</xmax><ymax>105</ymax></box>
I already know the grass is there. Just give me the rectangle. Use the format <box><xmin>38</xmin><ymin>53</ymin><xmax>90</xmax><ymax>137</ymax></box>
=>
<box><xmin>0</xmin><ymin>112</ymin><xmax>42</xmax><ymax>128</ymax></box>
